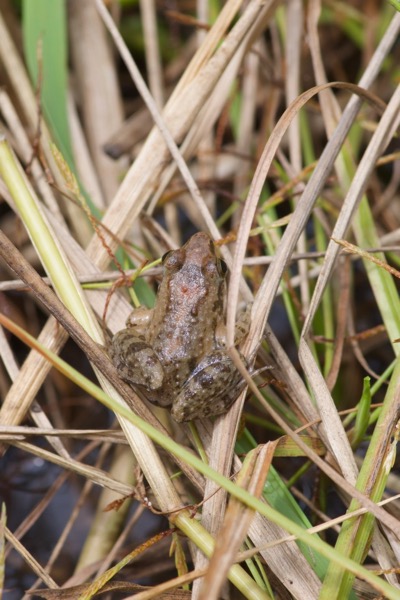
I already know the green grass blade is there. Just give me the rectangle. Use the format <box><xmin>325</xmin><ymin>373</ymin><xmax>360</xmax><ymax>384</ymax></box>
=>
<box><xmin>22</xmin><ymin>0</ymin><xmax>73</xmax><ymax>167</ymax></box>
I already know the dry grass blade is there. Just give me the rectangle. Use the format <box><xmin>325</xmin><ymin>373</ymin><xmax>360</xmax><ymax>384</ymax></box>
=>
<box><xmin>0</xmin><ymin>304</ymin><xmax>69</xmax><ymax>458</ymax></box>
<box><xmin>31</xmin><ymin>581</ymin><xmax>192</xmax><ymax>600</ymax></box>
<box><xmin>69</xmin><ymin>0</ymin><xmax>125</xmax><ymax>203</ymax></box>
<box><xmin>199</xmin><ymin>444</ymin><xmax>276</xmax><ymax>600</ymax></box>
<box><xmin>286</xmin><ymin>0</ymin><xmax>310</xmax><ymax>314</ymax></box>
<box><xmin>333</xmin><ymin>238</ymin><xmax>400</xmax><ymax>280</ymax></box>
<box><xmin>0</xmin><ymin>504</ymin><xmax>5</xmax><ymax>597</ymax></box>
<box><xmin>139</xmin><ymin>0</ymin><xmax>164</xmax><ymax>109</ymax></box>
<box><xmin>10</xmin><ymin>440</ymin><xmax>133</xmax><ymax>496</ymax></box>
<box><xmin>5</xmin><ymin>527</ymin><xmax>58</xmax><ymax>590</ymax></box>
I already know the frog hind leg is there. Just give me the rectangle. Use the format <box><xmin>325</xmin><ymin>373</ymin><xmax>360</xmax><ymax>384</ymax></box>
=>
<box><xmin>171</xmin><ymin>350</ymin><xmax>246</xmax><ymax>423</ymax></box>
<box><xmin>110</xmin><ymin>329</ymin><xmax>164</xmax><ymax>391</ymax></box>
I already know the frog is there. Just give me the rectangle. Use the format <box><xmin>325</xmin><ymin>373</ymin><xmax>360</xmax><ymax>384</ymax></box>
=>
<box><xmin>109</xmin><ymin>232</ymin><xmax>249</xmax><ymax>422</ymax></box>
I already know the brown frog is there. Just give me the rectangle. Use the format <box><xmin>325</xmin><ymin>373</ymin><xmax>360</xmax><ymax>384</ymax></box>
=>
<box><xmin>110</xmin><ymin>232</ymin><xmax>248</xmax><ymax>422</ymax></box>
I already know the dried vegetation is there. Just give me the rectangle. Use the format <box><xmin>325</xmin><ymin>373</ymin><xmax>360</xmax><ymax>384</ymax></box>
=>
<box><xmin>0</xmin><ymin>0</ymin><xmax>400</xmax><ymax>599</ymax></box>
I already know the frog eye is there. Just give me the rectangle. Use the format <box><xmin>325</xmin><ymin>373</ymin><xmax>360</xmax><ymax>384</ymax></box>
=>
<box><xmin>218</xmin><ymin>259</ymin><xmax>228</xmax><ymax>275</ymax></box>
<box><xmin>161</xmin><ymin>250</ymin><xmax>173</xmax><ymax>262</ymax></box>
<box><xmin>162</xmin><ymin>248</ymin><xmax>184</xmax><ymax>270</ymax></box>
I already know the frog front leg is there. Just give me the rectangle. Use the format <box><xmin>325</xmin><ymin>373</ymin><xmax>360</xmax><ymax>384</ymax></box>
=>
<box><xmin>171</xmin><ymin>350</ymin><xmax>246</xmax><ymax>422</ymax></box>
<box><xmin>110</xmin><ymin>307</ymin><xmax>167</xmax><ymax>405</ymax></box>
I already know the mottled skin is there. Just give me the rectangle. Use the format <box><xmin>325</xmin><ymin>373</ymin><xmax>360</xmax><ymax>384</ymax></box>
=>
<box><xmin>110</xmin><ymin>232</ymin><xmax>248</xmax><ymax>422</ymax></box>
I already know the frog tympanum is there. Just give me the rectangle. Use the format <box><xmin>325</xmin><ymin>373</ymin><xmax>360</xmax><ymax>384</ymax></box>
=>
<box><xmin>110</xmin><ymin>232</ymin><xmax>248</xmax><ymax>422</ymax></box>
